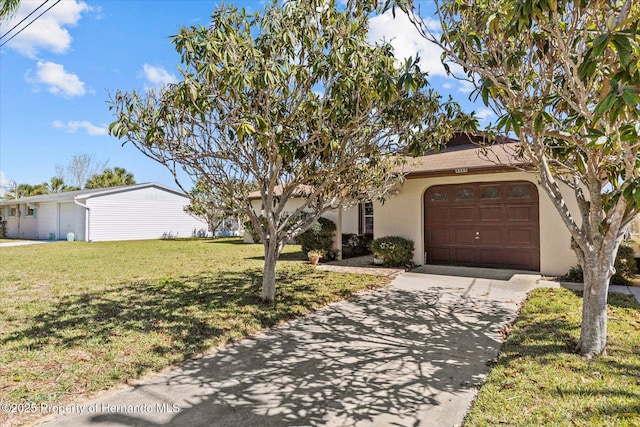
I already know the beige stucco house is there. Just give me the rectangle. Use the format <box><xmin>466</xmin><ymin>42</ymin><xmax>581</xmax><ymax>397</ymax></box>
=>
<box><xmin>247</xmin><ymin>136</ymin><xmax>580</xmax><ymax>276</ymax></box>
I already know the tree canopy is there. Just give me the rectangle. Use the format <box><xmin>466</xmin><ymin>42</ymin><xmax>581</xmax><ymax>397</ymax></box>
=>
<box><xmin>85</xmin><ymin>167</ymin><xmax>136</xmax><ymax>189</ymax></box>
<box><xmin>109</xmin><ymin>0</ymin><xmax>473</xmax><ymax>301</ymax></box>
<box><xmin>387</xmin><ymin>0</ymin><xmax>640</xmax><ymax>357</ymax></box>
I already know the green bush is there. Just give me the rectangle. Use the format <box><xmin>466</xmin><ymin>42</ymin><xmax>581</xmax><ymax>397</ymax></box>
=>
<box><xmin>297</xmin><ymin>217</ymin><xmax>336</xmax><ymax>258</ymax></box>
<box><xmin>0</xmin><ymin>220</ymin><xmax>6</xmax><ymax>239</ymax></box>
<box><xmin>370</xmin><ymin>236</ymin><xmax>414</xmax><ymax>267</ymax></box>
<box><xmin>561</xmin><ymin>244</ymin><xmax>638</xmax><ymax>286</ymax></box>
<box><xmin>342</xmin><ymin>233</ymin><xmax>373</xmax><ymax>258</ymax></box>
<box><xmin>243</xmin><ymin>218</ymin><xmax>265</xmax><ymax>243</ymax></box>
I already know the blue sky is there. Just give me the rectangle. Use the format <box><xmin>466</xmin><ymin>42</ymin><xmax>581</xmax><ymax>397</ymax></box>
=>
<box><xmin>0</xmin><ymin>0</ymin><xmax>492</xmax><ymax>196</ymax></box>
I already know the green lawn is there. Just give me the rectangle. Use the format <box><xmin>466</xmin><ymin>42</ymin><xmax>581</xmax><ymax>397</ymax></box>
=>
<box><xmin>464</xmin><ymin>287</ymin><xmax>640</xmax><ymax>427</ymax></box>
<box><xmin>0</xmin><ymin>238</ymin><xmax>390</xmax><ymax>425</ymax></box>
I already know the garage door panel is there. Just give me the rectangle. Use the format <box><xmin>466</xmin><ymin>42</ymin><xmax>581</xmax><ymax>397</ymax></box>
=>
<box><xmin>453</xmin><ymin>248</ymin><xmax>475</xmax><ymax>264</ymax></box>
<box><xmin>429</xmin><ymin>228</ymin><xmax>450</xmax><ymax>244</ymax></box>
<box><xmin>451</xmin><ymin>206</ymin><xmax>475</xmax><ymax>222</ymax></box>
<box><xmin>480</xmin><ymin>228</ymin><xmax>503</xmax><ymax>244</ymax></box>
<box><xmin>454</xmin><ymin>228</ymin><xmax>477</xmax><ymax>244</ymax></box>
<box><xmin>430</xmin><ymin>207</ymin><xmax>450</xmax><ymax>223</ymax></box>
<box><xmin>425</xmin><ymin>181</ymin><xmax>540</xmax><ymax>271</ymax></box>
<box><xmin>507</xmin><ymin>250</ymin><xmax>537</xmax><ymax>269</ymax></box>
<box><xmin>507</xmin><ymin>228</ymin><xmax>537</xmax><ymax>245</ymax></box>
<box><xmin>430</xmin><ymin>247</ymin><xmax>451</xmax><ymax>263</ymax></box>
<box><xmin>478</xmin><ymin>206</ymin><xmax>503</xmax><ymax>222</ymax></box>
<box><xmin>477</xmin><ymin>248</ymin><xmax>504</xmax><ymax>265</ymax></box>
<box><xmin>506</xmin><ymin>205</ymin><xmax>538</xmax><ymax>222</ymax></box>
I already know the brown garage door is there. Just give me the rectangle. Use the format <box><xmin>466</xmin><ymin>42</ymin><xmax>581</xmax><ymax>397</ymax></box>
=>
<box><xmin>424</xmin><ymin>181</ymin><xmax>540</xmax><ymax>271</ymax></box>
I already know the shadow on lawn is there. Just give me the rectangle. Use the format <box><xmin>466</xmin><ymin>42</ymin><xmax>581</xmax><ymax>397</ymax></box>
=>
<box><xmin>2</xmin><ymin>268</ymin><xmax>325</xmax><ymax>358</ymax></box>
<box><xmin>70</xmin><ymin>285</ymin><xmax>515</xmax><ymax>427</ymax></box>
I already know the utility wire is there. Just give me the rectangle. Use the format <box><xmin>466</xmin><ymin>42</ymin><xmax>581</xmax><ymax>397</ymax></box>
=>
<box><xmin>0</xmin><ymin>0</ymin><xmax>50</xmax><ymax>41</ymax></box>
<box><xmin>0</xmin><ymin>0</ymin><xmax>61</xmax><ymax>48</ymax></box>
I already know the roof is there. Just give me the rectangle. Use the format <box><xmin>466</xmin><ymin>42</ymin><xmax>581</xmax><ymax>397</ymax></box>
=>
<box><xmin>0</xmin><ymin>183</ymin><xmax>187</xmax><ymax>206</ymax></box>
<box><xmin>401</xmin><ymin>140</ymin><xmax>528</xmax><ymax>178</ymax></box>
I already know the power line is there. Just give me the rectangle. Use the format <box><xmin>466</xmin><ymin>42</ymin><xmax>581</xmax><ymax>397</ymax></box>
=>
<box><xmin>0</xmin><ymin>0</ymin><xmax>61</xmax><ymax>49</ymax></box>
<box><xmin>0</xmin><ymin>0</ymin><xmax>51</xmax><ymax>41</ymax></box>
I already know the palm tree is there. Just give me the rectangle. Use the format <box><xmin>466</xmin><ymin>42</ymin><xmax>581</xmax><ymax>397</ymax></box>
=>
<box><xmin>85</xmin><ymin>167</ymin><xmax>136</xmax><ymax>189</ymax></box>
<box><xmin>0</xmin><ymin>0</ymin><xmax>20</xmax><ymax>21</ymax></box>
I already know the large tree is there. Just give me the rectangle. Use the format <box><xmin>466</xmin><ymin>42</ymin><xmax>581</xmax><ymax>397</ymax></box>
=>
<box><xmin>55</xmin><ymin>153</ymin><xmax>109</xmax><ymax>189</ymax></box>
<box><xmin>109</xmin><ymin>0</ymin><xmax>471</xmax><ymax>302</ymax></box>
<box><xmin>388</xmin><ymin>0</ymin><xmax>640</xmax><ymax>356</ymax></box>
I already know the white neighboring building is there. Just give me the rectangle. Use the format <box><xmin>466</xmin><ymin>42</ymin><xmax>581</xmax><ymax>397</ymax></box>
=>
<box><xmin>0</xmin><ymin>183</ymin><xmax>208</xmax><ymax>241</ymax></box>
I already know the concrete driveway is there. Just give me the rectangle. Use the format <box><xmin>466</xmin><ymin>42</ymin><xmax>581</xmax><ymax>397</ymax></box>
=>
<box><xmin>40</xmin><ymin>268</ymin><xmax>553</xmax><ymax>427</ymax></box>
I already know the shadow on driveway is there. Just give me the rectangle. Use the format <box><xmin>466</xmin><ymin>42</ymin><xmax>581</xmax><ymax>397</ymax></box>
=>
<box><xmin>42</xmin><ymin>274</ymin><xmax>528</xmax><ymax>427</ymax></box>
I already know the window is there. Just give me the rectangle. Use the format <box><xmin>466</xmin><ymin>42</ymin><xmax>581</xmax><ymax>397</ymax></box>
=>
<box><xmin>359</xmin><ymin>201</ymin><xmax>374</xmax><ymax>235</ymax></box>
<box><xmin>430</xmin><ymin>191</ymin><xmax>448</xmax><ymax>201</ymax></box>
<box><xmin>26</xmin><ymin>206</ymin><xmax>35</xmax><ymax>217</ymax></box>
<box><xmin>509</xmin><ymin>185</ymin><xmax>530</xmax><ymax>199</ymax></box>
<box><xmin>455</xmin><ymin>188</ymin><xmax>473</xmax><ymax>201</ymax></box>
<box><xmin>9</xmin><ymin>207</ymin><xmax>17</xmax><ymax>217</ymax></box>
<box><xmin>481</xmin><ymin>186</ymin><xmax>501</xmax><ymax>200</ymax></box>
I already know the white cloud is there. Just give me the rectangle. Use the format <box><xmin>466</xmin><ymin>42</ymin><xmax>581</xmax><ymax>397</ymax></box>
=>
<box><xmin>368</xmin><ymin>10</ymin><xmax>457</xmax><ymax>78</ymax></box>
<box><xmin>475</xmin><ymin>108</ymin><xmax>496</xmax><ymax>121</ymax></box>
<box><xmin>142</xmin><ymin>64</ymin><xmax>178</xmax><ymax>88</ymax></box>
<box><xmin>0</xmin><ymin>0</ymin><xmax>91</xmax><ymax>58</ymax></box>
<box><xmin>28</xmin><ymin>61</ymin><xmax>86</xmax><ymax>97</ymax></box>
<box><xmin>458</xmin><ymin>80</ymin><xmax>475</xmax><ymax>94</ymax></box>
<box><xmin>52</xmin><ymin>120</ymin><xmax>107</xmax><ymax>136</ymax></box>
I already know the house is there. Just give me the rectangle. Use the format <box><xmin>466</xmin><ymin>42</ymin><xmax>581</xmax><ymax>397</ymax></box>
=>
<box><xmin>247</xmin><ymin>135</ymin><xmax>579</xmax><ymax>277</ymax></box>
<box><xmin>370</xmin><ymin>135</ymin><xmax>578</xmax><ymax>276</ymax></box>
<box><xmin>0</xmin><ymin>183</ymin><xmax>208</xmax><ymax>242</ymax></box>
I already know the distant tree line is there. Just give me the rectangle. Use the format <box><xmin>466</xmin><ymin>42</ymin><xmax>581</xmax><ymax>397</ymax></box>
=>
<box><xmin>4</xmin><ymin>154</ymin><xmax>135</xmax><ymax>199</ymax></box>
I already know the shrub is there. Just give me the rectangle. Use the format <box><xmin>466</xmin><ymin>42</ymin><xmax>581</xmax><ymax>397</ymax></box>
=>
<box><xmin>0</xmin><ymin>220</ymin><xmax>6</xmax><ymax>238</ymax></box>
<box><xmin>342</xmin><ymin>233</ymin><xmax>373</xmax><ymax>258</ymax></box>
<box><xmin>243</xmin><ymin>218</ymin><xmax>265</xmax><ymax>243</ymax></box>
<box><xmin>561</xmin><ymin>244</ymin><xmax>638</xmax><ymax>286</ymax></box>
<box><xmin>297</xmin><ymin>217</ymin><xmax>336</xmax><ymax>258</ymax></box>
<box><xmin>370</xmin><ymin>236</ymin><xmax>414</xmax><ymax>267</ymax></box>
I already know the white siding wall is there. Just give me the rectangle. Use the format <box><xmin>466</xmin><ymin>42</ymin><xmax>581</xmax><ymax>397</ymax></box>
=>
<box><xmin>37</xmin><ymin>202</ymin><xmax>59</xmax><ymax>240</ymax></box>
<box><xmin>59</xmin><ymin>203</ymin><xmax>78</xmax><ymax>240</ymax></box>
<box><xmin>4</xmin><ymin>205</ymin><xmax>37</xmax><ymax>239</ymax></box>
<box><xmin>86</xmin><ymin>187</ymin><xmax>207</xmax><ymax>241</ymax></box>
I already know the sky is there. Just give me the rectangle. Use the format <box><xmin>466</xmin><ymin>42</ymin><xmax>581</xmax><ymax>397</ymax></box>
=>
<box><xmin>0</xmin><ymin>0</ymin><xmax>494</xmax><ymax>196</ymax></box>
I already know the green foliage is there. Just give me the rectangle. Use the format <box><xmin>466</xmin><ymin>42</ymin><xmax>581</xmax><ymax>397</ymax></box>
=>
<box><xmin>342</xmin><ymin>233</ymin><xmax>374</xmax><ymax>258</ymax></box>
<box><xmin>370</xmin><ymin>236</ymin><xmax>414</xmax><ymax>267</ymax></box>
<box><xmin>0</xmin><ymin>220</ymin><xmax>7</xmax><ymax>238</ymax></box>
<box><xmin>85</xmin><ymin>167</ymin><xmax>135</xmax><ymax>189</ymax></box>
<box><xmin>108</xmin><ymin>0</ymin><xmax>473</xmax><ymax>301</ymax></box>
<box><xmin>297</xmin><ymin>217</ymin><xmax>336</xmax><ymax>258</ymax></box>
<box><xmin>562</xmin><ymin>244</ymin><xmax>638</xmax><ymax>286</ymax></box>
<box><xmin>243</xmin><ymin>217</ymin><xmax>266</xmax><ymax>243</ymax></box>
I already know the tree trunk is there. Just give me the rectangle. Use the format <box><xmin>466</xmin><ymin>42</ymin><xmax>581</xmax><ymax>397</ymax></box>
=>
<box><xmin>261</xmin><ymin>239</ymin><xmax>282</xmax><ymax>302</ymax></box>
<box><xmin>576</xmin><ymin>261</ymin><xmax>611</xmax><ymax>358</ymax></box>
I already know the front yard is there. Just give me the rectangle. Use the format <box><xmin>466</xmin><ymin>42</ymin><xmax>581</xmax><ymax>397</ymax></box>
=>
<box><xmin>0</xmin><ymin>238</ymin><xmax>390</xmax><ymax>426</ymax></box>
<box><xmin>464</xmin><ymin>288</ymin><xmax>640</xmax><ymax>426</ymax></box>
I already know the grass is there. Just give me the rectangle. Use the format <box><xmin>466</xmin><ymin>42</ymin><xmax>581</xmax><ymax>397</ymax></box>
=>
<box><xmin>464</xmin><ymin>287</ymin><xmax>640</xmax><ymax>427</ymax></box>
<box><xmin>0</xmin><ymin>238</ymin><xmax>390</xmax><ymax>425</ymax></box>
